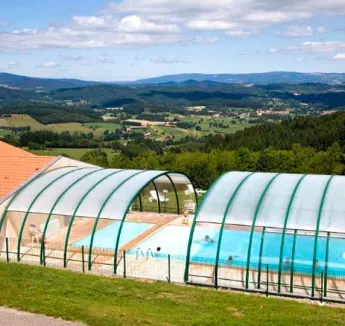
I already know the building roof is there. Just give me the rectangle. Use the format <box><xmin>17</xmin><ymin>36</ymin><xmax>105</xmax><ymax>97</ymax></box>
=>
<box><xmin>0</xmin><ymin>141</ymin><xmax>55</xmax><ymax>200</ymax></box>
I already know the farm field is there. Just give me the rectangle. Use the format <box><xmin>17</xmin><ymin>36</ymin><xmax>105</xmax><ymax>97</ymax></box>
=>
<box><xmin>83</xmin><ymin>122</ymin><xmax>122</xmax><ymax>132</ymax></box>
<box><xmin>26</xmin><ymin>147</ymin><xmax>116</xmax><ymax>160</ymax></box>
<box><xmin>0</xmin><ymin>114</ymin><xmax>49</xmax><ymax>131</ymax></box>
<box><xmin>0</xmin><ymin>262</ymin><xmax>344</xmax><ymax>326</ymax></box>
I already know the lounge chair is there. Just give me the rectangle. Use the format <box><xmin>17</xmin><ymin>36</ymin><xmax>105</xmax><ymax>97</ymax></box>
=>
<box><xmin>184</xmin><ymin>200</ymin><xmax>196</xmax><ymax>213</ymax></box>
<box><xmin>148</xmin><ymin>190</ymin><xmax>170</xmax><ymax>203</ymax></box>
<box><xmin>184</xmin><ymin>184</ymin><xmax>194</xmax><ymax>195</ymax></box>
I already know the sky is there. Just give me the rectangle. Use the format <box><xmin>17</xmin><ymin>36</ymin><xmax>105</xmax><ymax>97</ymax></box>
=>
<box><xmin>0</xmin><ymin>0</ymin><xmax>345</xmax><ymax>81</ymax></box>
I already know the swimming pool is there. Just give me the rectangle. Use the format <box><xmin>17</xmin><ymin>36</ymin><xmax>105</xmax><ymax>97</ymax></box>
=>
<box><xmin>135</xmin><ymin>225</ymin><xmax>345</xmax><ymax>275</ymax></box>
<box><xmin>73</xmin><ymin>221</ymin><xmax>153</xmax><ymax>250</ymax></box>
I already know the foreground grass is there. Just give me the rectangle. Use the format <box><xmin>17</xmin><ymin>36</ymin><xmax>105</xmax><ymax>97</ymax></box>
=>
<box><xmin>1</xmin><ymin>263</ymin><xmax>345</xmax><ymax>325</ymax></box>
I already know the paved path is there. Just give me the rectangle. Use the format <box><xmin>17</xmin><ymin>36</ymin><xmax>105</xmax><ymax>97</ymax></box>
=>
<box><xmin>0</xmin><ymin>307</ymin><xmax>85</xmax><ymax>326</ymax></box>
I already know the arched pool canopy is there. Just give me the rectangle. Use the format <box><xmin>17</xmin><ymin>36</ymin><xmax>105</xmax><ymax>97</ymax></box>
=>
<box><xmin>185</xmin><ymin>171</ymin><xmax>345</xmax><ymax>293</ymax></box>
<box><xmin>5</xmin><ymin>167</ymin><xmax>196</xmax><ymax>218</ymax></box>
<box><xmin>1</xmin><ymin>166</ymin><xmax>197</xmax><ymax>271</ymax></box>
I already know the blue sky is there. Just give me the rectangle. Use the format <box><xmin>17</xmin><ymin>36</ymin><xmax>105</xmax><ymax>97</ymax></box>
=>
<box><xmin>0</xmin><ymin>0</ymin><xmax>345</xmax><ymax>81</ymax></box>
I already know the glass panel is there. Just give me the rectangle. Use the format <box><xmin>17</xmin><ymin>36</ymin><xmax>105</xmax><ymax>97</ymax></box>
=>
<box><xmin>53</xmin><ymin>169</ymin><xmax>120</xmax><ymax>216</ymax></box>
<box><xmin>320</xmin><ymin>176</ymin><xmax>345</xmax><ymax>232</ymax></box>
<box><xmin>76</xmin><ymin>170</ymin><xmax>142</xmax><ymax>218</ymax></box>
<box><xmin>100</xmin><ymin>170</ymin><xmax>166</xmax><ymax>220</ymax></box>
<box><xmin>138</xmin><ymin>182</ymin><xmax>159</xmax><ymax>213</ymax></box>
<box><xmin>287</xmin><ymin>175</ymin><xmax>330</xmax><ymax>231</ymax></box>
<box><xmin>168</xmin><ymin>173</ymin><xmax>195</xmax><ymax>214</ymax></box>
<box><xmin>8</xmin><ymin>167</ymin><xmax>77</xmax><ymax>212</ymax></box>
<box><xmin>154</xmin><ymin>175</ymin><xmax>177</xmax><ymax>214</ymax></box>
<box><xmin>256</xmin><ymin>174</ymin><xmax>302</xmax><ymax>228</ymax></box>
<box><xmin>197</xmin><ymin>172</ymin><xmax>252</xmax><ymax>224</ymax></box>
<box><xmin>226</xmin><ymin>173</ymin><xmax>277</xmax><ymax>226</ymax></box>
<box><xmin>30</xmin><ymin>168</ymin><xmax>99</xmax><ymax>214</ymax></box>
<box><xmin>2</xmin><ymin>211</ymin><xmax>25</xmax><ymax>240</ymax></box>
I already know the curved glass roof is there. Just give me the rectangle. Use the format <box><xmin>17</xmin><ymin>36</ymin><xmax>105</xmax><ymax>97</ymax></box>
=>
<box><xmin>7</xmin><ymin>167</ymin><xmax>194</xmax><ymax>220</ymax></box>
<box><xmin>194</xmin><ymin>171</ymin><xmax>345</xmax><ymax>233</ymax></box>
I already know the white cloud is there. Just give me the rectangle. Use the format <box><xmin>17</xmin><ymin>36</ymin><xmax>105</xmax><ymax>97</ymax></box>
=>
<box><xmin>225</xmin><ymin>30</ymin><xmax>255</xmax><ymax>38</ymax></box>
<box><xmin>98</xmin><ymin>55</ymin><xmax>115</xmax><ymax>63</ymax></box>
<box><xmin>268</xmin><ymin>48</ymin><xmax>278</xmax><ymax>53</ymax></box>
<box><xmin>152</xmin><ymin>56</ymin><xmax>191</xmax><ymax>64</ymax></box>
<box><xmin>194</xmin><ymin>36</ymin><xmax>220</xmax><ymax>44</ymax></box>
<box><xmin>135</xmin><ymin>55</ymin><xmax>144</xmax><ymax>60</ymax></box>
<box><xmin>8</xmin><ymin>60</ymin><xmax>19</xmax><ymax>68</ymax></box>
<box><xmin>283</xmin><ymin>41</ymin><xmax>345</xmax><ymax>54</ymax></box>
<box><xmin>60</xmin><ymin>55</ymin><xmax>85</xmax><ymax>61</ymax></box>
<box><xmin>317</xmin><ymin>26</ymin><xmax>326</xmax><ymax>33</ymax></box>
<box><xmin>1</xmin><ymin>0</ymin><xmax>345</xmax><ymax>51</ymax></box>
<box><xmin>118</xmin><ymin>15</ymin><xmax>179</xmax><ymax>33</ymax></box>
<box><xmin>333</xmin><ymin>53</ymin><xmax>345</xmax><ymax>60</ymax></box>
<box><xmin>283</xmin><ymin>25</ymin><xmax>313</xmax><ymax>37</ymax></box>
<box><xmin>186</xmin><ymin>20</ymin><xmax>236</xmax><ymax>31</ymax></box>
<box><xmin>35</xmin><ymin>61</ymin><xmax>60</xmax><ymax>68</ymax></box>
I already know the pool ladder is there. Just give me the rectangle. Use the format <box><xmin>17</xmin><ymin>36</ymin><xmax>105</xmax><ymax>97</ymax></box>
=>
<box><xmin>136</xmin><ymin>247</ymin><xmax>145</xmax><ymax>260</ymax></box>
<box><xmin>147</xmin><ymin>248</ymin><xmax>154</xmax><ymax>260</ymax></box>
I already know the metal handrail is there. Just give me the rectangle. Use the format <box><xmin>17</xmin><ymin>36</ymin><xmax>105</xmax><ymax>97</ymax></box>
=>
<box><xmin>147</xmin><ymin>248</ymin><xmax>154</xmax><ymax>259</ymax></box>
<box><xmin>136</xmin><ymin>247</ymin><xmax>144</xmax><ymax>260</ymax></box>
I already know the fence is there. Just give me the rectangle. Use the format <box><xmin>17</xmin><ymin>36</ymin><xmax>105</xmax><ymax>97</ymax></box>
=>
<box><xmin>1</xmin><ymin>236</ymin><xmax>345</xmax><ymax>303</ymax></box>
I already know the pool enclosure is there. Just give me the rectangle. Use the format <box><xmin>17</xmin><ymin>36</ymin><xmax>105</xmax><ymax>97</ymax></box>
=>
<box><xmin>1</xmin><ymin>168</ymin><xmax>345</xmax><ymax>302</ymax></box>
<box><xmin>185</xmin><ymin>172</ymin><xmax>345</xmax><ymax>300</ymax></box>
<box><xmin>0</xmin><ymin>167</ymin><xmax>197</xmax><ymax>273</ymax></box>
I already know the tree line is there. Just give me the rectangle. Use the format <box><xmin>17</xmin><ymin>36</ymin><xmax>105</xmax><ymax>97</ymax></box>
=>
<box><xmin>81</xmin><ymin>142</ymin><xmax>344</xmax><ymax>189</ymax></box>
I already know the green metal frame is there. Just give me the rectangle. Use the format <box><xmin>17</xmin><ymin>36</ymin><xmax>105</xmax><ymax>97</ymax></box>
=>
<box><xmin>152</xmin><ymin>181</ymin><xmax>161</xmax><ymax>213</ymax></box>
<box><xmin>112</xmin><ymin>171</ymin><xmax>179</xmax><ymax>274</ymax></box>
<box><xmin>0</xmin><ymin>166</ymin><xmax>70</xmax><ymax>231</ymax></box>
<box><xmin>138</xmin><ymin>194</ymin><xmax>143</xmax><ymax>212</ymax></box>
<box><xmin>277</xmin><ymin>174</ymin><xmax>307</xmax><ymax>292</ymax></box>
<box><xmin>311</xmin><ymin>175</ymin><xmax>334</xmax><ymax>297</ymax></box>
<box><xmin>17</xmin><ymin>167</ymin><xmax>83</xmax><ymax>262</ymax></box>
<box><xmin>290</xmin><ymin>229</ymin><xmax>297</xmax><ymax>293</ymax></box>
<box><xmin>257</xmin><ymin>227</ymin><xmax>266</xmax><ymax>289</ymax></box>
<box><xmin>63</xmin><ymin>169</ymin><xmax>123</xmax><ymax>268</ymax></box>
<box><xmin>184</xmin><ymin>173</ymin><xmax>226</xmax><ymax>282</ymax></box>
<box><xmin>324</xmin><ymin>232</ymin><xmax>330</xmax><ymax>297</ymax></box>
<box><xmin>166</xmin><ymin>174</ymin><xmax>180</xmax><ymax>215</ymax></box>
<box><xmin>245</xmin><ymin>173</ymin><xmax>280</xmax><ymax>289</ymax></box>
<box><xmin>88</xmin><ymin>170</ymin><xmax>145</xmax><ymax>270</ymax></box>
<box><xmin>214</xmin><ymin>172</ymin><xmax>254</xmax><ymax>288</ymax></box>
<box><xmin>39</xmin><ymin>168</ymin><xmax>100</xmax><ymax>265</ymax></box>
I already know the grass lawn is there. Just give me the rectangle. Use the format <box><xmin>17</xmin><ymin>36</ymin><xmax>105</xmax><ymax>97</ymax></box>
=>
<box><xmin>0</xmin><ymin>262</ymin><xmax>345</xmax><ymax>325</ymax></box>
<box><xmin>27</xmin><ymin>147</ymin><xmax>116</xmax><ymax>160</ymax></box>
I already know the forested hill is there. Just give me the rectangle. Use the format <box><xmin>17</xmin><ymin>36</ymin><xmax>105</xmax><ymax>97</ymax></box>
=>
<box><xmin>0</xmin><ymin>73</ymin><xmax>99</xmax><ymax>91</ymax></box>
<box><xmin>0</xmin><ymin>103</ymin><xmax>101</xmax><ymax>124</ymax></box>
<box><xmin>134</xmin><ymin>72</ymin><xmax>345</xmax><ymax>85</ymax></box>
<box><xmin>204</xmin><ymin>112</ymin><xmax>345</xmax><ymax>152</ymax></box>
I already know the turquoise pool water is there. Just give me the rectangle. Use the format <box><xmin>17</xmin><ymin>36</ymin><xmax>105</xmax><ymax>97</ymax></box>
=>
<box><xmin>73</xmin><ymin>221</ymin><xmax>153</xmax><ymax>250</ymax></box>
<box><xmin>135</xmin><ymin>225</ymin><xmax>345</xmax><ymax>275</ymax></box>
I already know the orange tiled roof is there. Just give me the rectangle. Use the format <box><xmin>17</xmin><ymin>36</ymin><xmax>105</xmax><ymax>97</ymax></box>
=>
<box><xmin>0</xmin><ymin>141</ymin><xmax>55</xmax><ymax>200</ymax></box>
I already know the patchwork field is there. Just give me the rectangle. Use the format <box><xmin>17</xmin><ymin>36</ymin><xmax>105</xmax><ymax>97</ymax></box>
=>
<box><xmin>0</xmin><ymin>115</ymin><xmax>105</xmax><ymax>138</ymax></box>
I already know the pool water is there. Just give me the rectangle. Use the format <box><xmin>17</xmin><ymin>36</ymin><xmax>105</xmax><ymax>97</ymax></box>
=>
<box><xmin>136</xmin><ymin>225</ymin><xmax>345</xmax><ymax>275</ymax></box>
<box><xmin>73</xmin><ymin>221</ymin><xmax>153</xmax><ymax>250</ymax></box>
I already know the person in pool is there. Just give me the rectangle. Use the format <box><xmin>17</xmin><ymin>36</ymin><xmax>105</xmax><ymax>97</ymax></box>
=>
<box><xmin>203</xmin><ymin>235</ymin><xmax>215</xmax><ymax>243</ymax></box>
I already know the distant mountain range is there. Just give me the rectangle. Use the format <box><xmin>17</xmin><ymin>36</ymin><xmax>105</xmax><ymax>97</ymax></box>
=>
<box><xmin>133</xmin><ymin>72</ymin><xmax>345</xmax><ymax>85</ymax></box>
<box><xmin>1</xmin><ymin>72</ymin><xmax>345</xmax><ymax>91</ymax></box>
<box><xmin>0</xmin><ymin>73</ymin><xmax>99</xmax><ymax>91</ymax></box>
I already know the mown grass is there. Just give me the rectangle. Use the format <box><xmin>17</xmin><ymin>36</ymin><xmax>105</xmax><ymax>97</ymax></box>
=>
<box><xmin>0</xmin><ymin>262</ymin><xmax>344</xmax><ymax>325</ymax></box>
